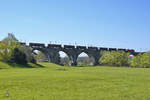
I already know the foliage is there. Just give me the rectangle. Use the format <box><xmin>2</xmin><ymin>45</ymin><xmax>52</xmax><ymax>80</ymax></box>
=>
<box><xmin>60</xmin><ymin>57</ymin><xmax>71</xmax><ymax>66</ymax></box>
<box><xmin>77</xmin><ymin>57</ymin><xmax>94</xmax><ymax>66</ymax></box>
<box><xmin>30</xmin><ymin>57</ymin><xmax>37</xmax><ymax>63</ymax></box>
<box><xmin>0</xmin><ymin>33</ymin><xmax>21</xmax><ymax>62</ymax></box>
<box><xmin>22</xmin><ymin>46</ymin><xmax>36</xmax><ymax>63</ymax></box>
<box><xmin>0</xmin><ymin>40</ymin><xmax>21</xmax><ymax>62</ymax></box>
<box><xmin>99</xmin><ymin>51</ymin><xmax>130</xmax><ymax>66</ymax></box>
<box><xmin>10</xmin><ymin>48</ymin><xmax>27</xmax><ymax>65</ymax></box>
<box><xmin>0</xmin><ymin>33</ymin><xmax>36</xmax><ymax>64</ymax></box>
<box><xmin>36</xmin><ymin>51</ymin><xmax>48</xmax><ymax>62</ymax></box>
<box><xmin>0</xmin><ymin>33</ymin><xmax>38</xmax><ymax>64</ymax></box>
<box><xmin>130</xmin><ymin>52</ymin><xmax>150</xmax><ymax>68</ymax></box>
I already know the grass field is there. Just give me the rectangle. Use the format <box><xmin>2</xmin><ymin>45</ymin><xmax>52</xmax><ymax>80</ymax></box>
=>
<box><xmin>0</xmin><ymin>62</ymin><xmax>150</xmax><ymax>100</ymax></box>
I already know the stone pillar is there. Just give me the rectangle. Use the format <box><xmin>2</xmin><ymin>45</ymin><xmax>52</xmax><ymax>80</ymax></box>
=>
<box><xmin>94</xmin><ymin>57</ymin><xmax>100</xmax><ymax>65</ymax></box>
<box><xmin>93</xmin><ymin>52</ymin><xmax>101</xmax><ymax>66</ymax></box>
<box><xmin>70</xmin><ymin>54</ymin><xmax>78</xmax><ymax>66</ymax></box>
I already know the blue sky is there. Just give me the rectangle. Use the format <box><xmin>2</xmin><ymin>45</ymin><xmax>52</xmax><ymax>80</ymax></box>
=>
<box><xmin>0</xmin><ymin>0</ymin><xmax>150</xmax><ymax>52</ymax></box>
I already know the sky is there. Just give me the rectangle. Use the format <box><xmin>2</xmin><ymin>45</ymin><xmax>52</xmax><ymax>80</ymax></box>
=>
<box><xmin>0</xmin><ymin>0</ymin><xmax>150</xmax><ymax>52</ymax></box>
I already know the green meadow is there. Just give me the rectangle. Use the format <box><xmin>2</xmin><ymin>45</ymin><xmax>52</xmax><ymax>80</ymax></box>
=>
<box><xmin>0</xmin><ymin>62</ymin><xmax>150</xmax><ymax>100</ymax></box>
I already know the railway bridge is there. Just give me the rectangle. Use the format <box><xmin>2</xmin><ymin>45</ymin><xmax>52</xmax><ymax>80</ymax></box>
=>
<box><xmin>21</xmin><ymin>42</ymin><xmax>137</xmax><ymax>66</ymax></box>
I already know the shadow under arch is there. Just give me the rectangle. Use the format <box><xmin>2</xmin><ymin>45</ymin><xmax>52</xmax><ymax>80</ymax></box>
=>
<box><xmin>77</xmin><ymin>51</ymin><xmax>95</xmax><ymax>66</ymax></box>
<box><xmin>58</xmin><ymin>50</ymin><xmax>72</xmax><ymax>66</ymax></box>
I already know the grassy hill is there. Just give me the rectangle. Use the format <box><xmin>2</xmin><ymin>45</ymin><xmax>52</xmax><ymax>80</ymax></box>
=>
<box><xmin>0</xmin><ymin>61</ymin><xmax>48</xmax><ymax>69</ymax></box>
<box><xmin>0</xmin><ymin>62</ymin><xmax>150</xmax><ymax>100</ymax></box>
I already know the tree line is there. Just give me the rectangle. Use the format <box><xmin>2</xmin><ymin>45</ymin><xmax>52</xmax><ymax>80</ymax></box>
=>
<box><xmin>99</xmin><ymin>51</ymin><xmax>150</xmax><ymax>68</ymax></box>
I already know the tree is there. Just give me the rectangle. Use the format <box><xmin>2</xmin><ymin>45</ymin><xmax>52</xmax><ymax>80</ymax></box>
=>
<box><xmin>99</xmin><ymin>51</ymin><xmax>130</xmax><ymax>66</ymax></box>
<box><xmin>10</xmin><ymin>48</ymin><xmax>27</xmax><ymax>65</ymax></box>
<box><xmin>60</xmin><ymin>57</ymin><xmax>71</xmax><ymax>66</ymax></box>
<box><xmin>35</xmin><ymin>51</ymin><xmax>48</xmax><ymax>62</ymax></box>
<box><xmin>21</xmin><ymin>45</ymin><xmax>36</xmax><ymax>63</ymax></box>
<box><xmin>0</xmin><ymin>40</ymin><xmax>20</xmax><ymax>62</ymax></box>
<box><xmin>140</xmin><ymin>52</ymin><xmax>150</xmax><ymax>68</ymax></box>
<box><xmin>77</xmin><ymin>57</ymin><xmax>94</xmax><ymax>66</ymax></box>
<box><xmin>0</xmin><ymin>33</ymin><xmax>37</xmax><ymax>64</ymax></box>
<box><xmin>0</xmin><ymin>33</ymin><xmax>21</xmax><ymax>62</ymax></box>
<box><xmin>130</xmin><ymin>52</ymin><xmax>150</xmax><ymax>68</ymax></box>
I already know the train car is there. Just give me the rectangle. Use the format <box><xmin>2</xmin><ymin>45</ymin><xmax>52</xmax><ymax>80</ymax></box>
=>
<box><xmin>76</xmin><ymin>46</ymin><xmax>86</xmax><ymax>50</ymax></box>
<box><xmin>109</xmin><ymin>48</ymin><xmax>117</xmax><ymax>51</ymax></box>
<box><xmin>64</xmin><ymin>45</ymin><xmax>75</xmax><ymax>49</ymax></box>
<box><xmin>29</xmin><ymin>43</ymin><xmax>45</xmax><ymax>48</ymax></box>
<box><xmin>48</xmin><ymin>44</ymin><xmax>62</xmax><ymax>48</ymax></box>
<box><xmin>127</xmin><ymin>49</ymin><xmax>135</xmax><ymax>52</ymax></box>
<box><xmin>100</xmin><ymin>47</ymin><xmax>108</xmax><ymax>51</ymax></box>
<box><xmin>118</xmin><ymin>48</ymin><xmax>126</xmax><ymax>52</ymax></box>
<box><xmin>88</xmin><ymin>47</ymin><xmax>98</xmax><ymax>50</ymax></box>
<box><xmin>19</xmin><ymin>42</ymin><xmax>26</xmax><ymax>45</ymax></box>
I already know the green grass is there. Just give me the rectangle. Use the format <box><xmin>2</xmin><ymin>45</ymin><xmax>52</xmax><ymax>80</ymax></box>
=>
<box><xmin>0</xmin><ymin>61</ymin><xmax>45</xmax><ymax>69</ymax></box>
<box><xmin>0</xmin><ymin>62</ymin><xmax>150</xmax><ymax>100</ymax></box>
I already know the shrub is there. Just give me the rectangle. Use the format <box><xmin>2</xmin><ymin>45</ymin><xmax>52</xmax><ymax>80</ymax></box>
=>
<box><xmin>10</xmin><ymin>48</ymin><xmax>27</xmax><ymax>65</ymax></box>
<box><xmin>130</xmin><ymin>52</ymin><xmax>150</xmax><ymax>68</ymax></box>
<box><xmin>0</xmin><ymin>40</ymin><xmax>21</xmax><ymax>62</ymax></box>
<box><xmin>99</xmin><ymin>51</ymin><xmax>130</xmax><ymax>66</ymax></box>
<box><xmin>21</xmin><ymin>45</ymin><xmax>36</xmax><ymax>63</ymax></box>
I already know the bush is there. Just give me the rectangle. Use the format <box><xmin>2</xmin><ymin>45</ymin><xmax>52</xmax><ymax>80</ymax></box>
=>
<box><xmin>130</xmin><ymin>52</ymin><xmax>150</xmax><ymax>68</ymax></box>
<box><xmin>0</xmin><ymin>40</ymin><xmax>21</xmax><ymax>62</ymax></box>
<box><xmin>99</xmin><ymin>51</ymin><xmax>130</xmax><ymax>66</ymax></box>
<box><xmin>30</xmin><ymin>57</ymin><xmax>37</xmax><ymax>64</ymax></box>
<box><xmin>10</xmin><ymin>48</ymin><xmax>27</xmax><ymax>65</ymax></box>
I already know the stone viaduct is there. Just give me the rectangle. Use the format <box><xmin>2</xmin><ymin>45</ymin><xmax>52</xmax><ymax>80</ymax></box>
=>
<box><xmin>20</xmin><ymin>42</ymin><xmax>137</xmax><ymax>66</ymax></box>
